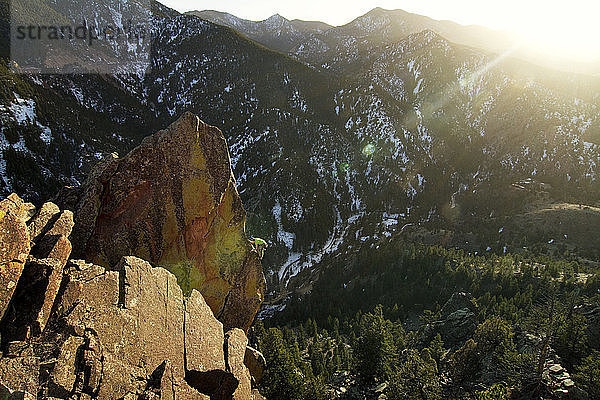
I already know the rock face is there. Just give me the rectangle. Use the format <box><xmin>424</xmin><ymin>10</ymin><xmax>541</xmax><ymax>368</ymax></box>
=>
<box><xmin>244</xmin><ymin>346</ymin><xmax>266</xmax><ymax>385</ymax></box>
<box><xmin>46</xmin><ymin>256</ymin><xmax>230</xmax><ymax>399</ymax></box>
<box><xmin>27</xmin><ymin>206</ymin><xmax>74</xmax><ymax>334</ymax></box>
<box><xmin>0</xmin><ymin>194</ymin><xmax>33</xmax><ymax>320</ymax></box>
<box><xmin>0</xmin><ymin>254</ymin><xmax>262</xmax><ymax>399</ymax></box>
<box><xmin>225</xmin><ymin>329</ymin><xmax>252</xmax><ymax>400</ymax></box>
<box><xmin>0</xmin><ymin>201</ymin><xmax>74</xmax><ymax>345</ymax></box>
<box><xmin>0</xmin><ymin>196</ymin><xmax>78</xmax><ymax>397</ymax></box>
<box><xmin>185</xmin><ymin>289</ymin><xmax>227</xmax><ymax>373</ymax></box>
<box><xmin>0</xmin><ymin>347</ymin><xmax>39</xmax><ymax>396</ymax></box>
<box><xmin>62</xmin><ymin>112</ymin><xmax>265</xmax><ymax>331</ymax></box>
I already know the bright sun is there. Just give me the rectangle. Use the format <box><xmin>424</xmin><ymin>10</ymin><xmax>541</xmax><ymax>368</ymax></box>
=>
<box><xmin>374</xmin><ymin>0</ymin><xmax>600</xmax><ymax>64</ymax></box>
<box><xmin>495</xmin><ymin>2</ymin><xmax>600</xmax><ymax>62</ymax></box>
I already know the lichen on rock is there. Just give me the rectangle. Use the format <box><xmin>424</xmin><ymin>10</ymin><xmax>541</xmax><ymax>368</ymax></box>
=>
<box><xmin>62</xmin><ymin>113</ymin><xmax>265</xmax><ymax>331</ymax></box>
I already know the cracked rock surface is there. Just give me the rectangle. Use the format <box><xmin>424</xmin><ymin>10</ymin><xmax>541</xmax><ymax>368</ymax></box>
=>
<box><xmin>1</xmin><ymin>253</ymin><xmax>262</xmax><ymax>399</ymax></box>
<box><xmin>0</xmin><ymin>193</ymin><xmax>33</xmax><ymax>321</ymax></box>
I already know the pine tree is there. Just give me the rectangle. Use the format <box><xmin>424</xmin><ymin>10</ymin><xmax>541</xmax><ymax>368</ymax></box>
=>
<box><xmin>428</xmin><ymin>333</ymin><xmax>445</xmax><ymax>364</ymax></box>
<box><xmin>352</xmin><ymin>305</ymin><xmax>397</xmax><ymax>384</ymax></box>
<box><xmin>554</xmin><ymin>290</ymin><xmax>589</xmax><ymax>368</ymax></box>
<box><xmin>387</xmin><ymin>348</ymin><xmax>440</xmax><ymax>400</ymax></box>
<box><xmin>298</xmin><ymin>323</ymin><xmax>307</xmax><ymax>348</ymax></box>
<box><xmin>260</xmin><ymin>328</ymin><xmax>304</xmax><ymax>400</ymax></box>
<box><xmin>308</xmin><ymin>318</ymin><xmax>318</xmax><ymax>338</ymax></box>
<box><xmin>309</xmin><ymin>342</ymin><xmax>325</xmax><ymax>377</ymax></box>
<box><xmin>574</xmin><ymin>350</ymin><xmax>600</xmax><ymax>399</ymax></box>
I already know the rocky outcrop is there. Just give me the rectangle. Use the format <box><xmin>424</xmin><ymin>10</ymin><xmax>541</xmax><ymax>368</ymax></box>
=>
<box><xmin>0</xmin><ymin>194</ymin><xmax>33</xmax><ymax>320</ymax></box>
<box><xmin>46</xmin><ymin>256</ymin><xmax>225</xmax><ymax>399</ymax></box>
<box><xmin>0</xmin><ymin>198</ymin><xmax>266</xmax><ymax>399</ymax></box>
<box><xmin>423</xmin><ymin>292</ymin><xmax>478</xmax><ymax>347</ymax></box>
<box><xmin>0</xmin><ymin>201</ymin><xmax>74</xmax><ymax>345</ymax></box>
<box><xmin>59</xmin><ymin>113</ymin><xmax>265</xmax><ymax>331</ymax></box>
<box><xmin>514</xmin><ymin>330</ymin><xmax>587</xmax><ymax>399</ymax></box>
<box><xmin>0</xmin><ymin>114</ymin><xmax>267</xmax><ymax>398</ymax></box>
<box><xmin>0</xmin><ymin>196</ymin><xmax>77</xmax><ymax>397</ymax></box>
<box><xmin>0</xmin><ymin>254</ymin><xmax>263</xmax><ymax>399</ymax></box>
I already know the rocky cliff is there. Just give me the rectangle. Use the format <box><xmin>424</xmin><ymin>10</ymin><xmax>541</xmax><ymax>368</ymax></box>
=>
<box><xmin>56</xmin><ymin>112</ymin><xmax>265</xmax><ymax>332</ymax></box>
<box><xmin>0</xmin><ymin>114</ymin><xmax>267</xmax><ymax>399</ymax></box>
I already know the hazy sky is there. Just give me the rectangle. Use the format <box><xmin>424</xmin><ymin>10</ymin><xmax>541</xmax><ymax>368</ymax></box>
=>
<box><xmin>160</xmin><ymin>0</ymin><xmax>600</xmax><ymax>60</ymax></box>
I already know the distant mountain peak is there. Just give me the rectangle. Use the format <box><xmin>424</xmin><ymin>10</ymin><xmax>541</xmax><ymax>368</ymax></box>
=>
<box><xmin>269</xmin><ymin>13</ymin><xmax>285</xmax><ymax>19</ymax></box>
<box><xmin>362</xmin><ymin>6</ymin><xmax>408</xmax><ymax>18</ymax></box>
<box><xmin>413</xmin><ymin>28</ymin><xmax>444</xmax><ymax>41</ymax></box>
<box><xmin>368</xmin><ymin>6</ymin><xmax>390</xmax><ymax>14</ymax></box>
<box><xmin>264</xmin><ymin>13</ymin><xmax>287</xmax><ymax>23</ymax></box>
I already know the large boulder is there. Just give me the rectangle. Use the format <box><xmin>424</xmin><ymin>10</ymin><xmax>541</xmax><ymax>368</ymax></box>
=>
<box><xmin>423</xmin><ymin>292</ymin><xmax>479</xmax><ymax>347</ymax></box>
<box><xmin>63</xmin><ymin>113</ymin><xmax>265</xmax><ymax>331</ymax></box>
<box><xmin>0</xmin><ymin>194</ymin><xmax>33</xmax><ymax>320</ymax></box>
<box><xmin>440</xmin><ymin>292</ymin><xmax>479</xmax><ymax>317</ymax></box>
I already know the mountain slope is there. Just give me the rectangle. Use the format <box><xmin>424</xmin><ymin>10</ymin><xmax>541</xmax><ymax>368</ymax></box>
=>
<box><xmin>0</xmin><ymin>0</ymin><xmax>599</xmax><ymax>301</ymax></box>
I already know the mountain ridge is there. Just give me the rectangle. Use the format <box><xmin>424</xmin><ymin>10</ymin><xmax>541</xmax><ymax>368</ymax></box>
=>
<box><xmin>191</xmin><ymin>6</ymin><xmax>600</xmax><ymax>76</ymax></box>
